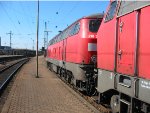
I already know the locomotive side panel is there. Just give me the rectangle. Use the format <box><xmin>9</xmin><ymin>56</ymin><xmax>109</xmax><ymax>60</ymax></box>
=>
<box><xmin>97</xmin><ymin>21</ymin><xmax>115</xmax><ymax>71</ymax></box>
<box><xmin>96</xmin><ymin>1</ymin><xmax>118</xmax><ymax>96</ymax></box>
<box><xmin>138</xmin><ymin>6</ymin><xmax>150</xmax><ymax>80</ymax></box>
<box><xmin>48</xmin><ymin>42</ymin><xmax>62</xmax><ymax>60</ymax></box>
<box><xmin>137</xmin><ymin>6</ymin><xmax>150</xmax><ymax>105</ymax></box>
<box><xmin>97</xmin><ymin>1</ymin><xmax>117</xmax><ymax>71</ymax></box>
<box><xmin>65</xmin><ymin>30</ymin><xmax>79</xmax><ymax>63</ymax></box>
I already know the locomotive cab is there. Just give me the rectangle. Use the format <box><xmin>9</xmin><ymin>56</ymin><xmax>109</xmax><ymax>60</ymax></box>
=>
<box><xmin>74</xmin><ymin>15</ymin><xmax>103</xmax><ymax>95</ymax></box>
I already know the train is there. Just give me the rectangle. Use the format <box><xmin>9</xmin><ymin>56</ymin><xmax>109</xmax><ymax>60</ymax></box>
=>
<box><xmin>96</xmin><ymin>1</ymin><xmax>150</xmax><ymax>113</ymax></box>
<box><xmin>46</xmin><ymin>14</ymin><xmax>103</xmax><ymax>95</ymax></box>
<box><xmin>46</xmin><ymin>1</ymin><xmax>150</xmax><ymax>113</ymax></box>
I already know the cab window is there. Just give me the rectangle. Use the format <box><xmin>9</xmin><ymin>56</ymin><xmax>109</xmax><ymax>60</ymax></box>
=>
<box><xmin>118</xmin><ymin>1</ymin><xmax>150</xmax><ymax>17</ymax></box>
<box><xmin>105</xmin><ymin>1</ymin><xmax>117</xmax><ymax>22</ymax></box>
<box><xmin>69</xmin><ymin>23</ymin><xmax>80</xmax><ymax>36</ymax></box>
<box><xmin>89</xmin><ymin>19</ymin><xmax>101</xmax><ymax>32</ymax></box>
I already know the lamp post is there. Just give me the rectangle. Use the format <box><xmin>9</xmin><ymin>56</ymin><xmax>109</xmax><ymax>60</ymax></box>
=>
<box><xmin>6</xmin><ymin>31</ymin><xmax>13</xmax><ymax>48</ymax></box>
<box><xmin>36</xmin><ymin>0</ymin><xmax>39</xmax><ymax>78</ymax></box>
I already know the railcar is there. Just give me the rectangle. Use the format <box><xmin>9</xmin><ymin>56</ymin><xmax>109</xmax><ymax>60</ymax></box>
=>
<box><xmin>46</xmin><ymin>14</ymin><xmax>103</xmax><ymax>95</ymax></box>
<box><xmin>96</xmin><ymin>1</ymin><xmax>150</xmax><ymax>113</ymax></box>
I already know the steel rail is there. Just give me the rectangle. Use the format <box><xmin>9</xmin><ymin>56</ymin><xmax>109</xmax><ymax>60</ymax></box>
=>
<box><xmin>0</xmin><ymin>58</ymin><xmax>29</xmax><ymax>94</ymax></box>
<box><xmin>0</xmin><ymin>58</ymin><xmax>27</xmax><ymax>73</ymax></box>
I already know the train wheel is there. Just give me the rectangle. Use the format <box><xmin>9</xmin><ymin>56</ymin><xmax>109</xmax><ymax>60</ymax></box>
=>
<box><xmin>59</xmin><ymin>68</ymin><xmax>62</xmax><ymax>78</ymax></box>
<box><xmin>66</xmin><ymin>71</ymin><xmax>72</xmax><ymax>84</ymax></box>
<box><xmin>110</xmin><ymin>95</ymin><xmax>119</xmax><ymax>113</ymax></box>
<box><xmin>68</xmin><ymin>76</ymin><xmax>71</xmax><ymax>83</ymax></box>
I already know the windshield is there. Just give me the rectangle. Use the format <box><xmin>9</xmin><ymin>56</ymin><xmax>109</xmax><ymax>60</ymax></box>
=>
<box><xmin>89</xmin><ymin>19</ymin><xmax>101</xmax><ymax>32</ymax></box>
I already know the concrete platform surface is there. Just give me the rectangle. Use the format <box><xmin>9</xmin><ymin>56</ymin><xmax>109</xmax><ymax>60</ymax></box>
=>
<box><xmin>1</xmin><ymin>56</ymin><xmax>99</xmax><ymax>113</ymax></box>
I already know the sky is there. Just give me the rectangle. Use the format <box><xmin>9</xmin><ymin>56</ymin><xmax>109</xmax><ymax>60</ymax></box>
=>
<box><xmin>0</xmin><ymin>1</ymin><xmax>109</xmax><ymax>50</ymax></box>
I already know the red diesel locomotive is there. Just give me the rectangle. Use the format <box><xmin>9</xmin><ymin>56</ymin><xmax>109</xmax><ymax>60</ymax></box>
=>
<box><xmin>96</xmin><ymin>1</ymin><xmax>150</xmax><ymax>113</ymax></box>
<box><xmin>46</xmin><ymin>14</ymin><xmax>103</xmax><ymax>95</ymax></box>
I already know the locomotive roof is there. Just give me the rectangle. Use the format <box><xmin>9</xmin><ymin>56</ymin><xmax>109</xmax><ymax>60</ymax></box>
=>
<box><xmin>48</xmin><ymin>13</ymin><xmax>104</xmax><ymax>46</ymax></box>
<box><xmin>82</xmin><ymin>13</ymin><xmax>104</xmax><ymax>19</ymax></box>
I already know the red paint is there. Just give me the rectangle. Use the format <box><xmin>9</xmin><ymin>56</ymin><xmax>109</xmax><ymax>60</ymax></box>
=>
<box><xmin>47</xmin><ymin>17</ymin><xmax>102</xmax><ymax>65</ymax></box>
<box><xmin>117</xmin><ymin>12</ymin><xmax>136</xmax><ymax>75</ymax></box>
<box><xmin>97</xmin><ymin>1</ymin><xmax>150</xmax><ymax>80</ymax></box>
<box><xmin>138</xmin><ymin>6</ymin><xmax>150</xmax><ymax>79</ymax></box>
<box><xmin>97</xmin><ymin>3</ymin><xmax>116</xmax><ymax>71</ymax></box>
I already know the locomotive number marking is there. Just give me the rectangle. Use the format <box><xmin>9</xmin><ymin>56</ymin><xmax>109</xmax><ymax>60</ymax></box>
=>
<box><xmin>88</xmin><ymin>35</ymin><xmax>95</xmax><ymax>38</ymax></box>
<box><xmin>141</xmin><ymin>80</ymin><xmax>150</xmax><ymax>90</ymax></box>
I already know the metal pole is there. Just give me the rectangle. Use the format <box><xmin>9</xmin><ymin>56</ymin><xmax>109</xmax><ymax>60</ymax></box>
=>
<box><xmin>36</xmin><ymin>0</ymin><xmax>39</xmax><ymax>78</ymax></box>
<box><xmin>10</xmin><ymin>31</ymin><xmax>12</xmax><ymax>48</ymax></box>
<box><xmin>44</xmin><ymin>22</ymin><xmax>47</xmax><ymax>49</ymax></box>
<box><xmin>33</xmin><ymin>39</ymin><xmax>34</xmax><ymax>50</ymax></box>
<box><xmin>0</xmin><ymin>37</ymin><xmax>1</xmax><ymax>46</ymax></box>
<box><xmin>47</xmin><ymin>31</ymin><xmax>48</xmax><ymax>48</ymax></box>
<box><xmin>6</xmin><ymin>31</ymin><xmax>13</xmax><ymax>48</ymax></box>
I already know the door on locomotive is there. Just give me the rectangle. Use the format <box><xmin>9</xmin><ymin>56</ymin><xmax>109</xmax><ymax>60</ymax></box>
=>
<box><xmin>117</xmin><ymin>7</ymin><xmax>135</xmax><ymax>75</ymax></box>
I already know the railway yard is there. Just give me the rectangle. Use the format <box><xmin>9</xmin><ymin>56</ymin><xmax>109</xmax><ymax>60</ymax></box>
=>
<box><xmin>0</xmin><ymin>56</ymin><xmax>108</xmax><ymax>113</ymax></box>
<box><xmin>1</xmin><ymin>1</ymin><xmax>150</xmax><ymax>113</ymax></box>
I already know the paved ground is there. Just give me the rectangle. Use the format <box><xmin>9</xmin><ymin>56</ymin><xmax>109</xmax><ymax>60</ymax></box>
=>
<box><xmin>1</xmin><ymin>56</ymin><xmax>99</xmax><ymax>113</ymax></box>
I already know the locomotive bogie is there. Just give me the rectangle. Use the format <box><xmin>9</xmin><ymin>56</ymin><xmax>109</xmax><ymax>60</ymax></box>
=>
<box><xmin>97</xmin><ymin>69</ymin><xmax>150</xmax><ymax>112</ymax></box>
<box><xmin>46</xmin><ymin>57</ymin><xmax>96</xmax><ymax>90</ymax></box>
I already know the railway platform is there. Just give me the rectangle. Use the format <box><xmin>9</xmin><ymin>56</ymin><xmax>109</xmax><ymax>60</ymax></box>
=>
<box><xmin>0</xmin><ymin>56</ymin><xmax>99</xmax><ymax>113</ymax></box>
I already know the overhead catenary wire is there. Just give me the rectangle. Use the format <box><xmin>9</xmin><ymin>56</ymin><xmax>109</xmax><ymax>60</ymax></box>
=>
<box><xmin>6</xmin><ymin>2</ymin><xmax>25</xmax><ymax>34</ymax></box>
<box><xmin>1</xmin><ymin>2</ymin><xmax>36</xmax><ymax>37</ymax></box>
<box><xmin>19</xmin><ymin>2</ymin><xmax>35</xmax><ymax>34</ymax></box>
<box><xmin>0</xmin><ymin>3</ymin><xmax>21</xmax><ymax>35</ymax></box>
<box><xmin>56</xmin><ymin>2</ymin><xmax>79</xmax><ymax>30</ymax></box>
<box><xmin>61</xmin><ymin>2</ymin><xmax>79</xmax><ymax>21</ymax></box>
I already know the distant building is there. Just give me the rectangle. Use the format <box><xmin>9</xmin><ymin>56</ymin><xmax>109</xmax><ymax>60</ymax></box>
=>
<box><xmin>0</xmin><ymin>46</ymin><xmax>12</xmax><ymax>55</ymax></box>
<box><xmin>0</xmin><ymin>46</ymin><xmax>11</xmax><ymax>50</ymax></box>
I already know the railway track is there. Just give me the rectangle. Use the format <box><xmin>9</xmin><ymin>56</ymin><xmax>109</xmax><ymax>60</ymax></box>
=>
<box><xmin>68</xmin><ymin>83</ymin><xmax>112</xmax><ymax>113</ymax></box>
<box><xmin>0</xmin><ymin>58</ymin><xmax>29</xmax><ymax>94</ymax></box>
<box><xmin>49</xmin><ymin>70</ymin><xmax>112</xmax><ymax>113</ymax></box>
